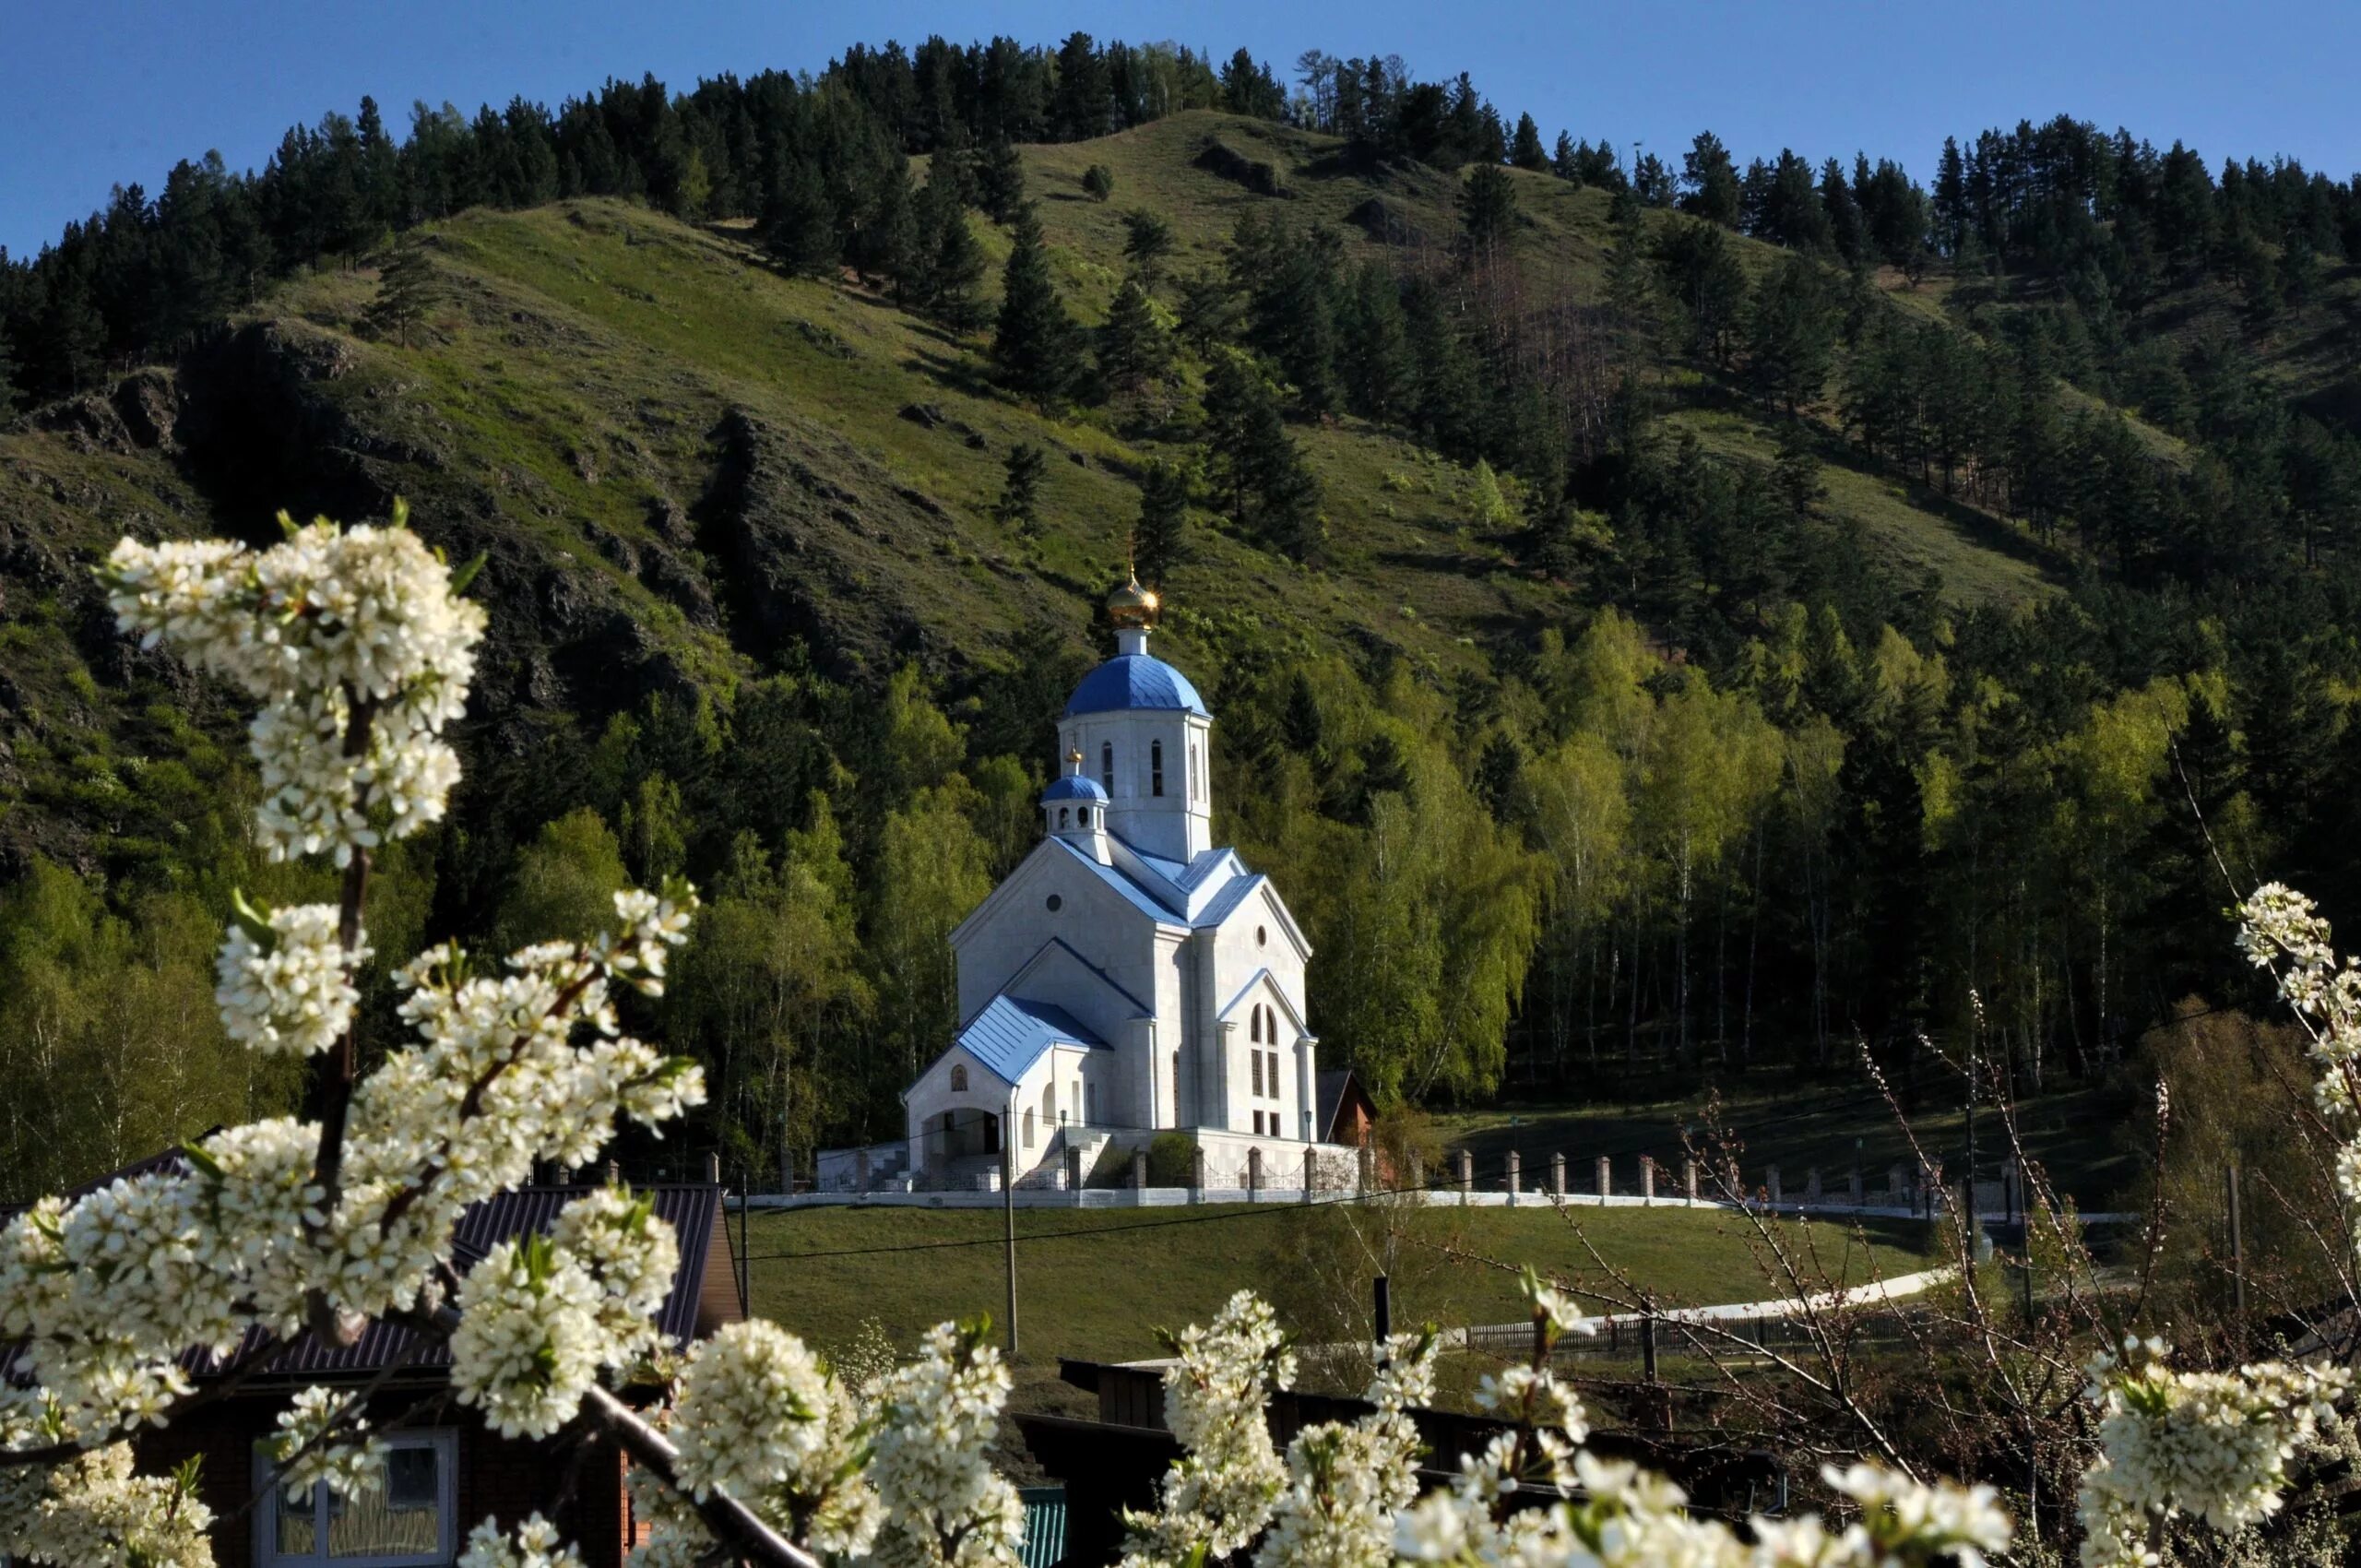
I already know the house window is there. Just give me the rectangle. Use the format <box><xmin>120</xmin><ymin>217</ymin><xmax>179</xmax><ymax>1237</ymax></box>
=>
<box><xmin>259</xmin><ymin>1431</ymin><xmax>456</xmax><ymax>1567</ymax></box>
<box><xmin>1151</xmin><ymin>740</ymin><xmax>1164</xmax><ymax>796</ymax></box>
<box><xmin>950</xmin><ymin>1064</ymin><xmax>967</xmax><ymax>1092</ymax></box>
<box><xmin>1102</xmin><ymin>742</ymin><xmax>1114</xmax><ymax>793</ymax></box>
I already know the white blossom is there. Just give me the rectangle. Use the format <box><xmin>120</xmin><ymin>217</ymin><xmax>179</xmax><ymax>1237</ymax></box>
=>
<box><xmin>268</xmin><ymin>1384</ymin><xmax>386</xmax><ymax>1503</ymax></box>
<box><xmin>459</xmin><ymin>1512</ymin><xmax>587</xmax><ymax>1568</ymax></box>
<box><xmin>214</xmin><ymin>901</ymin><xmax>367</xmax><ymax>1056</ymax></box>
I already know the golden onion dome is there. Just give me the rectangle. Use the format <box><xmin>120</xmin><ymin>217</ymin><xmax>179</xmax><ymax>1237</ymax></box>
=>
<box><xmin>1106</xmin><ymin>572</ymin><xmax>1160</xmax><ymax>630</ymax></box>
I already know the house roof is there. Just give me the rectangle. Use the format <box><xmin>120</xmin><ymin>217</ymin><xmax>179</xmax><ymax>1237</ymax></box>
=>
<box><xmin>955</xmin><ymin>995</ymin><xmax>1110</xmax><ymax>1086</ymax></box>
<box><xmin>1316</xmin><ymin>1070</ymin><xmax>1376</xmax><ymax>1143</ymax></box>
<box><xmin>6</xmin><ymin>1162</ymin><xmax>731</xmax><ymax>1383</ymax></box>
<box><xmin>1063</xmin><ymin>654</ymin><xmax>1209</xmax><ymax>719</ymax></box>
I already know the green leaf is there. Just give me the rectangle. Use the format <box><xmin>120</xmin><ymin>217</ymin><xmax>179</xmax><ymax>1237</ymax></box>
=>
<box><xmin>448</xmin><ymin>552</ymin><xmax>488</xmax><ymax>598</ymax></box>
<box><xmin>229</xmin><ymin>887</ymin><xmax>277</xmax><ymax>951</ymax></box>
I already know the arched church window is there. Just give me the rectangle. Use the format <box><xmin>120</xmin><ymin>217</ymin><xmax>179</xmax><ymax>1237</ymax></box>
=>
<box><xmin>1078</xmin><ymin>807</ymin><xmax>1090</xmax><ymax>827</ymax></box>
<box><xmin>1058</xmin><ymin>807</ymin><xmax>1069</xmax><ymax>828</ymax></box>
<box><xmin>1102</xmin><ymin>742</ymin><xmax>1114</xmax><ymax>793</ymax></box>
<box><xmin>1151</xmin><ymin>740</ymin><xmax>1165</xmax><ymax>797</ymax></box>
<box><xmin>1249</xmin><ymin>1008</ymin><xmax>1261</xmax><ymax>1044</ymax></box>
<box><xmin>1023</xmin><ymin>1109</ymin><xmax>1035</xmax><ymax>1147</ymax></box>
<box><xmin>1252</xmin><ymin>1051</ymin><xmax>1264</xmax><ymax>1095</ymax></box>
<box><xmin>950</xmin><ymin>1064</ymin><xmax>967</xmax><ymax>1092</ymax></box>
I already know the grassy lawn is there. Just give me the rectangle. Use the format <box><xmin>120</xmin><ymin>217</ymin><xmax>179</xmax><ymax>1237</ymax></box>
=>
<box><xmin>1428</xmin><ymin>1077</ymin><xmax>2142</xmax><ymax>1210</ymax></box>
<box><xmin>744</xmin><ymin>1199</ymin><xmax>1937</xmax><ymax>1368</ymax></box>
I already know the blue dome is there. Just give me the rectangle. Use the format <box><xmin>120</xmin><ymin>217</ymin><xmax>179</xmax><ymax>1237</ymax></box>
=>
<box><xmin>1040</xmin><ymin>774</ymin><xmax>1109</xmax><ymax>803</ymax></box>
<box><xmin>1063</xmin><ymin>654</ymin><xmax>1209</xmax><ymax>719</ymax></box>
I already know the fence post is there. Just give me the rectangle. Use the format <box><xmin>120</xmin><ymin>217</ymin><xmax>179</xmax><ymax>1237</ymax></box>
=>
<box><xmin>1848</xmin><ymin>1165</ymin><xmax>1864</xmax><ymax>1206</ymax></box>
<box><xmin>1506</xmin><ymin>1150</ymin><xmax>1522</xmax><ymax>1200</ymax></box>
<box><xmin>1066</xmin><ymin>1145</ymin><xmax>1083</xmax><ymax>1193</ymax></box>
<box><xmin>1765</xmin><ymin>1164</ymin><xmax>1782</xmax><ymax>1206</ymax></box>
<box><xmin>1640</xmin><ymin>1157</ymin><xmax>1655</xmax><ymax>1206</ymax></box>
<box><xmin>1133</xmin><ymin>1147</ymin><xmax>1148</xmax><ymax>1194</ymax></box>
<box><xmin>1805</xmin><ymin>1167</ymin><xmax>1821</xmax><ymax>1204</ymax></box>
<box><xmin>1889</xmin><ymin>1163</ymin><xmax>1909</xmax><ymax>1206</ymax></box>
<box><xmin>854</xmin><ymin>1147</ymin><xmax>870</xmax><ymax>1192</ymax></box>
<box><xmin>1358</xmin><ymin>1143</ymin><xmax>1376</xmax><ymax>1194</ymax></box>
<box><xmin>1596</xmin><ymin>1154</ymin><xmax>1612</xmax><ymax>1200</ymax></box>
<box><xmin>1455</xmin><ymin>1147</ymin><xmax>1473</xmax><ymax>1200</ymax></box>
<box><xmin>1248</xmin><ymin>1146</ymin><xmax>1264</xmax><ymax>1199</ymax></box>
<box><xmin>1302</xmin><ymin>1146</ymin><xmax>1316</xmax><ymax>1202</ymax></box>
<box><xmin>1682</xmin><ymin>1159</ymin><xmax>1699</xmax><ymax>1204</ymax></box>
<box><xmin>1191</xmin><ymin>1144</ymin><xmax>1206</xmax><ymax>1205</ymax></box>
<box><xmin>1550</xmin><ymin>1152</ymin><xmax>1566</xmax><ymax>1198</ymax></box>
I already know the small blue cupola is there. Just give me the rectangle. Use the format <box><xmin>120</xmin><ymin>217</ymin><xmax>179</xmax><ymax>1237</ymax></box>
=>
<box><xmin>1042</xmin><ymin>747</ymin><xmax>1111</xmax><ymax>861</ymax></box>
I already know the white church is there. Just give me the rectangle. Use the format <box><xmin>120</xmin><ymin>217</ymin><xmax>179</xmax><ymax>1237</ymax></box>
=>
<box><xmin>884</xmin><ymin>575</ymin><xmax>1360</xmax><ymax>1192</ymax></box>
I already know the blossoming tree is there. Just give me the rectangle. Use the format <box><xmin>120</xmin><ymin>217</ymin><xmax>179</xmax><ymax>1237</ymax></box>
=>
<box><xmin>0</xmin><ymin>507</ymin><xmax>2343</xmax><ymax>1567</ymax></box>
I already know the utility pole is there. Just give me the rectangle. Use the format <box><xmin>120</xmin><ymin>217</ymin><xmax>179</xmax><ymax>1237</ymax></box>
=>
<box><xmin>1003</xmin><ymin>1106</ymin><xmax>1019</xmax><ymax>1359</ymax></box>
<box><xmin>1964</xmin><ymin>1036</ymin><xmax>1979</xmax><ymax>1263</ymax></box>
<box><xmin>2226</xmin><ymin>1163</ymin><xmax>2247</xmax><ymax>1327</ymax></box>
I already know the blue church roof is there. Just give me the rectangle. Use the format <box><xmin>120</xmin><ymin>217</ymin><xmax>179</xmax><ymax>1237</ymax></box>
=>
<box><xmin>1040</xmin><ymin>774</ymin><xmax>1109</xmax><ymax>802</ymax></box>
<box><xmin>1063</xmin><ymin>654</ymin><xmax>1209</xmax><ymax>719</ymax></box>
<box><xmin>955</xmin><ymin>995</ymin><xmax>1109</xmax><ymax>1085</ymax></box>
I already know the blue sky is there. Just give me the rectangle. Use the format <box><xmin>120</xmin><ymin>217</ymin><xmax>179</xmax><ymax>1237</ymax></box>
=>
<box><xmin>4</xmin><ymin>0</ymin><xmax>2355</xmax><ymax>258</ymax></box>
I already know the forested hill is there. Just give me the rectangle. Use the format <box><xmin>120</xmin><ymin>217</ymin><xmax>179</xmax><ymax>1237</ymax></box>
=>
<box><xmin>4</xmin><ymin>36</ymin><xmax>2361</xmax><ymax>1198</ymax></box>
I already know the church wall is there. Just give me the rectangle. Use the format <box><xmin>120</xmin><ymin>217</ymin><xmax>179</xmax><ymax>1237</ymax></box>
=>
<box><xmin>1204</xmin><ymin>889</ymin><xmax>1313</xmax><ymax>1140</ymax></box>
<box><xmin>954</xmin><ymin>849</ymin><xmax>1165</xmax><ymax>1032</ymax></box>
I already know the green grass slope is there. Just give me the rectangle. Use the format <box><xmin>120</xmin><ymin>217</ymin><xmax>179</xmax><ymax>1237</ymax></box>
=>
<box><xmin>745</xmin><ymin>1200</ymin><xmax>1935</xmax><ymax>1366</ymax></box>
<box><xmin>0</xmin><ymin>111</ymin><xmax>2076</xmax><ymax>874</ymax></box>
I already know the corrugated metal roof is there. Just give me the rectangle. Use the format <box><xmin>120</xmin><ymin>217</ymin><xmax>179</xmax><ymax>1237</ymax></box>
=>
<box><xmin>1062</xmin><ymin>654</ymin><xmax>1209</xmax><ymax>718</ymax></box>
<box><xmin>956</xmin><ymin>995</ymin><xmax>1109</xmax><ymax>1086</ymax></box>
<box><xmin>1040</xmin><ymin>773</ymin><xmax>1108</xmax><ymax>802</ymax></box>
<box><xmin>7</xmin><ymin>1167</ymin><xmax>721</xmax><ymax>1382</ymax></box>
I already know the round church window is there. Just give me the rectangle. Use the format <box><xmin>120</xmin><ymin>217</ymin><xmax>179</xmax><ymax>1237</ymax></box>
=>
<box><xmin>1047</xmin><ymin>895</ymin><xmax>1063</xmax><ymax>912</ymax></box>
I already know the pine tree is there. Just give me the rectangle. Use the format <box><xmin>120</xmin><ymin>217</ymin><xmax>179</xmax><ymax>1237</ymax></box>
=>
<box><xmin>977</xmin><ymin>139</ymin><xmax>1027</xmax><ymax>224</ymax></box>
<box><xmin>1510</xmin><ymin>113</ymin><xmax>1548</xmax><ymax>172</ymax></box>
<box><xmin>0</xmin><ymin>326</ymin><xmax>20</xmax><ymax>421</ymax></box>
<box><xmin>993</xmin><ymin>443</ymin><xmax>1047</xmax><ymax>532</ymax></box>
<box><xmin>1121</xmin><ymin>209</ymin><xmax>1175</xmax><ymax>285</ymax></box>
<box><xmin>1459</xmin><ymin>163</ymin><xmax>1517</xmax><ymax>259</ymax></box>
<box><xmin>1097</xmin><ymin>276</ymin><xmax>1173</xmax><ymax>399</ymax></box>
<box><xmin>992</xmin><ymin>206</ymin><xmax>1081</xmax><ymax>403</ymax></box>
<box><xmin>1680</xmin><ymin>132</ymin><xmax>1740</xmax><ymax>227</ymax></box>
<box><xmin>1134</xmin><ymin>457</ymin><xmax>1193</xmax><ymax>587</ymax></box>
<box><xmin>1603</xmin><ymin>186</ymin><xmax>1655</xmax><ymax>349</ymax></box>
<box><xmin>763</xmin><ymin>158</ymin><xmax>837</xmax><ymax>275</ymax></box>
<box><xmin>363</xmin><ymin>235</ymin><xmax>440</xmax><ymax>348</ymax></box>
<box><xmin>1201</xmin><ymin>347</ymin><xmax>1324</xmax><ymax>560</ymax></box>
<box><xmin>1081</xmin><ymin>164</ymin><xmax>1115</xmax><ymax>202</ymax></box>
<box><xmin>1743</xmin><ymin>253</ymin><xmax>1840</xmax><ymax>413</ymax></box>
<box><xmin>1551</xmin><ymin>131</ymin><xmax>1581</xmax><ymax>184</ymax></box>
